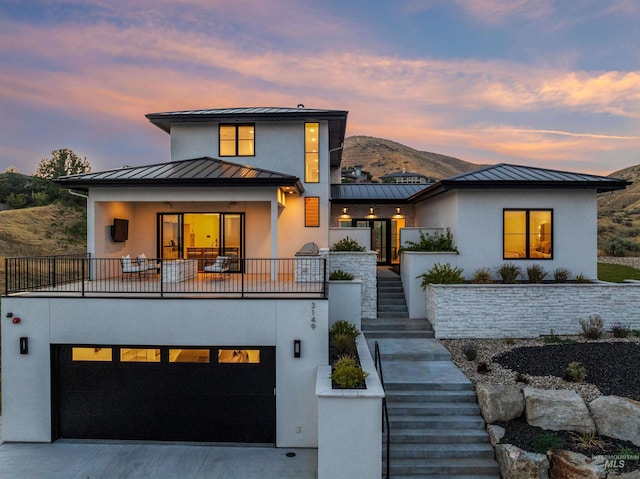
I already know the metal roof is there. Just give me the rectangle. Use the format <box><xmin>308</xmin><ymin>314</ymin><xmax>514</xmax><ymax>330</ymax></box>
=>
<box><xmin>331</xmin><ymin>183</ymin><xmax>429</xmax><ymax>203</ymax></box>
<box><xmin>409</xmin><ymin>163</ymin><xmax>631</xmax><ymax>202</ymax></box>
<box><xmin>57</xmin><ymin>157</ymin><xmax>304</xmax><ymax>193</ymax></box>
<box><xmin>145</xmin><ymin>107</ymin><xmax>348</xmax><ymax>168</ymax></box>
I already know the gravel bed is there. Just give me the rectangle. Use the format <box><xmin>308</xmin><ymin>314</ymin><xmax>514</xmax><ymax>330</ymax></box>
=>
<box><xmin>441</xmin><ymin>334</ymin><xmax>640</xmax><ymax>403</ymax></box>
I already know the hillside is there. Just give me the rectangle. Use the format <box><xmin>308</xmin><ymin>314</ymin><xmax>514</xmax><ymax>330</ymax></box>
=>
<box><xmin>342</xmin><ymin>136</ymin><xmax>480</xmax><ymax>181</ymax></box>
<box><xmin>0</xmin><ymin>203</ymin><xmax>86</xmax><ymax>294</ymax></box>
<box><xmin>598</xmin><ymin>164</ymin><xmax>640</xmax><ymax>253</ymax></box>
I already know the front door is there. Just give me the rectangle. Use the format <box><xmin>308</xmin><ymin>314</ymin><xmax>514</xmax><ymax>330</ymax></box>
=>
<box><xmin>354</xmin><ymin>219</ymin><xmax>391</xmax><ymax>265</ymax></box>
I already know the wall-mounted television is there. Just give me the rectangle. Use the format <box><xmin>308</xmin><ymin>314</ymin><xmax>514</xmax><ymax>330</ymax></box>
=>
<box><xmin>111</xmin><ymin>218</ymin><xmax>129</xmax><ymax>242</ymax></box>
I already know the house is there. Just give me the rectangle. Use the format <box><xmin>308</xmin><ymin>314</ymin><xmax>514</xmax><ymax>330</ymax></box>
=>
<box><xmin>1</xmin><ymin>105</ymin><xmax>631</xmax><ymax>450</ymax></box>
<box><xmin>380</xmin><ymin>167</ymin><xmax>430</xmax><ymax>184</ymax></box>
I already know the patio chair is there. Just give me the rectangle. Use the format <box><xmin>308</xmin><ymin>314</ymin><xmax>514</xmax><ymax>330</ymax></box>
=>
<box><xmin>203</xmin><ymin>256</ymin><xmax>230</xmax><ymax>280</ymax></box>
<box><xmin>120</xmin><ymin>255</ymin><xmax>145</xmax><ymax>280</ymax></box>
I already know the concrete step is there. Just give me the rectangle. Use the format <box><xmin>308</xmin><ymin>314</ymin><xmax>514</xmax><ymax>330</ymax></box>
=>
<box><xmin>388</xmin><ymin>458</ymin><xmax>500</xmax><ymax>476</ymax></box>
<box><xmin>385</xmin><ymin>382</ymin><xmax>473</xmax><ymax>392</ymax></box>
<box><xmin>389</xmin><ymin>416</ymin><xmax>486</xmax><ymax>430</ymax></box>
<box><xmin>388</xmin><ymin>428</ymin><xmax>493</xmax><ymax>444</ymax></box>
<box><xmin>362</xmin><ymin>318</ymin><xmax>433</xmax><ymax>329</ymax></box>
<box><xmin>378</xmin><ymin>303</ymin><xmax>409</xmax><ymax>311</ymax></box>
<box><xmin>384</xmin><ymin>442</ymin><xmax>495</xmax><ymax>460</ymax></box>
<box><xmin>387</xmin><ymin>401</ymin><xmax>481</xmax><ymax>416</ymax></box>
<box><xmin>376</xmin><ymin>311</ymin><xmax>411</xmax><ymax>318</ymax></box>
<box><xmin>365</xmin><ymin>331</ymin><xmax>435</xmax><ymax>339</ymax></box>
<box><xmin>386</xmin><ymin>389</ymin><xmax>478</xmax><ymax>403</ymax></box>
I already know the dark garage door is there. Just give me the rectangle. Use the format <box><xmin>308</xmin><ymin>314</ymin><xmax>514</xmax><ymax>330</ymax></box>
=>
<box><xmin>52</xmin><ymin>345</ymin><xmax>276</xmax><ymax>443</ymax></box>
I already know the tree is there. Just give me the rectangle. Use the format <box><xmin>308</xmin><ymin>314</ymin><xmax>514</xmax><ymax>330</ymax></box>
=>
<box><xmin>6</xmin><ymin>192</ymin><xmax>27</xmax><ymax>209</ymax></box>
<box><xmin>35</xmin><ymin>148</ymin><xmax>91</xmax><ymax>180</ymax></box>
<box><xmin>5</xmin><ymin>166</ymin><xmax>19</xmax><ymax>173</ymax></box>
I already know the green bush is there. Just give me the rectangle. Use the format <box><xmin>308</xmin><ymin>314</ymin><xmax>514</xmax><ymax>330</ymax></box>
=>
<box><xmin>497</xmin><ymin>262</ymin><xmax>521</xmax><ymax>283</ymax></box>
<box><xmin>329</xmin><ymin>320</ymin><xmax>361</xmax><ymax>341</ymax></box>
<box><xmin>611</xmin><ymin>323</ymin><xmax>631</xmax><ymax>338</ymax></box>
<box><xmin>471</xmin><ymin>267</ymin><xmax>493</xmax><ymax>284</ymax></box>
<box><xmin>331</xmin><ymin>333</ymin><xmax>357</xmax><ymax>357</ymax></box>
<box><xmin>532</xmin><ymin>433</ymin><xmax>566</xmax><ymax>454</ymax></box>
<box><xmin>574</xmin><ymin>274</ymin><xmax>590</xmax><ymax>283</ymax></box>
<box><xmin>462</xmin><ymin>343</ymin><xmax>477</xmax><ymax>361</ymax></box>
<box><xmin>331</xmin><ymin>236</ymin><xmax>366</xmax><ymax>252</ymax></box>
<box><xmin>400</xmin><ymin>229</ymin><xmax>458</xmax><ymax>253</ymax></box>
<box><xmin>329</xmin><ymin>269</ymin><xmax>354</xmax><ymax>280</ymax></box>
<box><xmin>331</xmin><ymin>355</ymin><xmax>369</xmax><ymax>389</ymax></box>
<box><xmin>580</xmin><ymin>315</ymin><xmax>604</xmax><ymax>340</ymax></box>
<box><xmin>526</xmin><ymin>264</ymin><xmax>548</xmax><ymax>283</ymax></box>
<box><xmin>565</xmin><ymin>362</ymin><xmax>586</xmax><ymax>382</ymax></box>
<box><xmin>418</xmin><ymin>262</ymin><xmax>464</xmax><ymax>288</ymax></box>
<box><xmin>600</xmin><ymin>237</ymin><xmax>640</xmax><ymax>257</ymax></box>
<box><xmin>553</xmin><ymin>268</ymin><xmax>572</xmax><ymax>283</ymax></box>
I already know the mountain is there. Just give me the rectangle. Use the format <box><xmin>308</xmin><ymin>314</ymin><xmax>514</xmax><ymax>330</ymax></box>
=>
<box><xmin>597</xmin><ymin>164</ymin><xmax>640</xmax><ymax>251</ymax></box>
<box><xmin>342</xmin><ymin>136</ymin><xmax>480</xmax><ymax>181</ymax></box>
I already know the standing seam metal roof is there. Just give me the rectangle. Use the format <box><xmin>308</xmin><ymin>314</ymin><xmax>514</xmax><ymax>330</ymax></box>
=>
<box><xmin>331</xmin><ymin>183</ymin><xmax>429</xmax><ymax>202</ymax></box>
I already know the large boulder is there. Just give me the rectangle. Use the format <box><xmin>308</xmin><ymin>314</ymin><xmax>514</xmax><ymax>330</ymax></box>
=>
<box><xmin>524</xmin><ymin>388</ymin><xmax>596</xmax><ymax>434</ymax></box>
<box><xmin>589</xmin><ymin>395</ymin><xmax>640</xmax><ymax>446</ymax></box>
<box><xmin>487</xmin><ymin>424</ymin><xmax>506</xmax><ymax>447</ymax></box>
<box><xmin>549</xmin><ymin>450</ymin><xmax>607</xmax><ymax>479</ymax></box>
<box><xmin>495</xmin><ymin>444</ymin><xmax>549</xmax><ymax>479</ymax></box>
<box><xmin>476</xmin><ymin>383</ymin><xmax>525</xmax><ymax>423</ymax></box>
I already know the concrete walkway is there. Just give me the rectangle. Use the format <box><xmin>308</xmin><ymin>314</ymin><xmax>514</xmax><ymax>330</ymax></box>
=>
<box><xmin>0</xmin><ymin>440</ymin><xmax>317</xmax><ymax>479</ymax></box>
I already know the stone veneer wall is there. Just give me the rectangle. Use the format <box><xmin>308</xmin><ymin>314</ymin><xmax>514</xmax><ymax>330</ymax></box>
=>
<box><xmin>327</xmin><ymin>251</ymin><xmax>377</xmax><ymax>319</ymax></box>
<box><xmin>598</xmin><ymin>256</ymin><xmax>640</xmax><ymax>269</ymax></box>
<box><xmin>426</xmin><ymin>283</ymin><xmax>640</xmax><ymax>339</ymax></box>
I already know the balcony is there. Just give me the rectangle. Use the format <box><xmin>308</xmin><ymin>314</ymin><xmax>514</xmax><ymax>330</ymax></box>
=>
<box><xmin>4</xmin><ymin>254</ymin><xmax>327</xmax><ymax>299</ymax></box>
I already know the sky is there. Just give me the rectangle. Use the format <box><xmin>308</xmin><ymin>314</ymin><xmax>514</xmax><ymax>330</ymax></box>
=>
<box><xmin>1</xmin><ymin>0</ymin><xmax>639</xmax><ymax>176</ymax></box>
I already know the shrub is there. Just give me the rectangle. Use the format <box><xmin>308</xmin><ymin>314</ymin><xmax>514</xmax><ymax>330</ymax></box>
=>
<box><xmin>476</xmin><ymin>361</ymin><xmax>491</xmax><ymax>374</ymax></box>
<box><xmin>400</xmin><ymin>229</ymin><xmax>458</xmax><ymax>253</ymax></box>
<box><xmin>532</xmin><ymin>433</ymin><xmax>566</xmax><ymax>454</ymax></box>
<box><xmin>553</xmin><ymin>268</ymin><xmax>572</xmax><ymax>283</ymax></box>
<box><xmin>574</xmin><ymin>274</ymin><xmax>590</xmax><ymax>283</ymax></box>
<box><xmin>331</xmin><ymin>236</ymin><xmax>366</xmax><ymax>252</ymax></box>
<box><xmin>601</xmin><ymin>237</ymin><xmax>640</xmax><ymax>257</ymax></box>
<box><xmin>331</xmin><ymin>355</ymin><xmax>369</xmax><ymax>388</ymax></box>
<box><xmin>579</xmin><ymin>315</ymin><xmax>604</xmax><ymax>340</ymax></box>
<box><xmin>569</xmin><ymin>431</ymin><xmax>606</xmax><ymax>451</ymax></box>
<box><xmin>331</xmin><ymin>333</ymin><xmax>357</xmax><ymax>356</ymax></box>
<box><xmin>565</xmin><ymin>362</ymin><xmax>586</xmax><ymax>382</ymax></box>
<box><xmin>504</xmin><ymin>337</ymin><xmax>515</xmax><ymax>345</ymax></box>
<box><xmin>418</xmin><ymin>262</ymin><xmax>464</xmax><ymax>288</ymax></box>
<box><xmin>329</xmin><ymin>269</ymin><xmax>354</xmax><ymax>280</ymax></box>
<box><xmin>462</xmin><ymin>343</ymin><xmax>477</xmax><ymax>361</ymax></box>
<box><xmin>526</xmin><ymin>264</ymin><xmax>548</xmax><ymax>283</ymax></box>
<box><xmin>497</xmin><ymin>262</ymin><xmax>521</xmax><ymax>283</ymax></box>
<box><xmin>611</xmin><ymin>323</ymin><xmax>631</xmax><ymax>338</ymax></box>
<box><xmin>471</xmin><ymin>267</ymin><xmax>493</xmax><ymax>284</ymax></box>
<box><xmin>329</xmin><ymin>320</ymin><xmax>361</xmax><ymax>341</ymax></box>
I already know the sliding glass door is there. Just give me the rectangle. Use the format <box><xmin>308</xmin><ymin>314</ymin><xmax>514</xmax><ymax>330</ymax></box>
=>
<box><xmin>158</xmin><ymin>213</ymin><xmax>244</xmax><ymax>271</ymax></box>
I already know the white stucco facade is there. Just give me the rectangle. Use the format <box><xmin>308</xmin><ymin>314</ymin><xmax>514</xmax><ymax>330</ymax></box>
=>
<box><xmin>1</xmin><ymin>296</ymin><xmax>328</xmax><ymax>446</ymax></box>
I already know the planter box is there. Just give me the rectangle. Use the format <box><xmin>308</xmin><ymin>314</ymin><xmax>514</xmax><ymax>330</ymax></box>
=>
<box><xmin>316</xmin><ymin>334</ymin><xmax>384</xmax><ymax>479</ymax></box>
<box><xmin>328</xmin><ymin>251</ymin><xmax>377</xmax><ymax>319</ymax></box>
<box><xmin>427</xmin><ymin>282</ymin><xmax>640</xmax><ymax>338</ymax></box>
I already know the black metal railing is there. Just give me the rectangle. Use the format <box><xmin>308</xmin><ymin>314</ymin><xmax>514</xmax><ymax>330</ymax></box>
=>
<box><xmin>5</xmin><ymin>255</ymin><xmax>327</xmax><ymax>298</ymax></box>
<box><xmin>374</xmin><ymin>340</ymin><xmax>390</xmax><ymax>479</ymax></box>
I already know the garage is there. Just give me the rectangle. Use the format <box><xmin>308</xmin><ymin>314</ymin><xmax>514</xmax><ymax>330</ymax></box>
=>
<box><xmin>52</xmin><ymin>345</ymin><xmax>276</xmax><ymax>443</ymax></box>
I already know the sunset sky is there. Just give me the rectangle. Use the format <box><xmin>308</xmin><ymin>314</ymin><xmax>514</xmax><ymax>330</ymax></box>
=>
<box><xmin>1</xmin><ymin>0</ymin><xmax>639</xmax><ymax>176</ymax></box>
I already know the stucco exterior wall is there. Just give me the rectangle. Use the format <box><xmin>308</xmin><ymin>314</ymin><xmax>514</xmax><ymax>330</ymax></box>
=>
<box><xmin>426</xmin><ymin>283</ymin><xmax>640</xmax><ymax>338</ymax></box>
<box><xmin>1</xmin><ymin>296</ymin><xmax>328</xmax><ymax>447</ymax></box>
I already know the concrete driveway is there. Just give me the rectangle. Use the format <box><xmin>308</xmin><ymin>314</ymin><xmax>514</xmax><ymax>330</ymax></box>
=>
<box><xmin>0</xmin><ymin>441</ymin><xmax>318</xmax><ymax>479</ymax></box>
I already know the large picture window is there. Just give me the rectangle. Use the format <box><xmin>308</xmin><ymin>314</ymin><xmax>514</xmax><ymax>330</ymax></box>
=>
<box><xmin>219</xmin><ymin>124</ymin><xmax>255</xmax><ymax>156</ymax></box>
<box><xmin>504</xmin><ymin>209</ymin><xmax>552</xmax><ymax>259</ymax></box>
<box><xmin>305</xmin><ymin>122</ymin><xmax>319</xmax><ymax>183</ymax></box>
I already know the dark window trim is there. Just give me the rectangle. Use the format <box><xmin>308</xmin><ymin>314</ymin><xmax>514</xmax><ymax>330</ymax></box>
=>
<box><xmin>219</xmin><ymin>123</ymin><xmax>255</xmax><ymax>157</ymax></box>
<box><xmin>503</xmin><ymin>208</ymin><xmax>553</xmax><ymax>260</ymax></box>
<box><xmin>305</xmin><ymin>196</ymin><xmax>320</xmax><ymax>227</ymax></box>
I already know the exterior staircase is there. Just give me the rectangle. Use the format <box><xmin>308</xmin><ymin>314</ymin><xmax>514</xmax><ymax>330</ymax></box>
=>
<box><xmin>362</xmin><ymin>268</ymin><xmax>499</xmax><ymax>478</ymax></box>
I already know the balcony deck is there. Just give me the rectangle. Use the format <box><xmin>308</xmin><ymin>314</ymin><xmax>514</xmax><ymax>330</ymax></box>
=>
<box><xmin>4</xmin><ymin>256</ymin><xmax>327</xmax><ymax>299</ymax></box>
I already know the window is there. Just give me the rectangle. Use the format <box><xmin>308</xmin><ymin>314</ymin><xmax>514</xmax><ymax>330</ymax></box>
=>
<box><xmin>305</xmin><ymin>197</ymin><xmax>320</xmax><ymax>227</ymax></box>
<box><xmin>169</xmin><ymin>349</ymin><xmax>211</xmax><ymax>363</ymax></box>
<box><xmin>120</xmin><ymin>348</ymin><xmax>161</xmax><ymax>362</ymax></box>
<box><xmin>72</xmin><ymin>347</ymin><xmax>112</xmax><ymax>362</ymax></box>
<box><xmin>305</xmin><ymin>122</ymin><xmax>319</xmax><ymax>182</ymax></box>
<box><xmin>219</xmin><ymin>124</ymin><xmax>254</xmax><ymax>156</ymax></box>
<box><xmin>218</xmin><ymin>349</ymin><xmax>260</xmax><ymax>363</ymax></box>
<box><xmin>504</xmin><ymin>209</ymin><xmax>553</xmax><ymax>259</ymax></box>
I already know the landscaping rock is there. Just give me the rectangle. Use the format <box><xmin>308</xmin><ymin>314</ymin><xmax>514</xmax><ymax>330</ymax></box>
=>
<box><xmin>524</xmin><ymin>387</ymin><xmax>596</xmax><ymax>434</ymax></box>
<box><xmin>487</xmin><ymin>424</ymin><xmax>506</xmax><ymax>447</ymax></box>
<box><xmin>589</xmin><ymin>395</ymin><xmax>640</xmax><ymax>446</ymax></box>
<box><xmin>495</xmin><ymin>443</ymin><xmax>549</xmax><ymax>479</ymax></box>
<box><xmin>549</xmin><ymin>450</ymin><xmax>607</xmax><ymax>479</ymax></box>
<box><xmin>477</xmin><ymin>382</ymin><xmax>525</xmax><ymax>423</ymax></box>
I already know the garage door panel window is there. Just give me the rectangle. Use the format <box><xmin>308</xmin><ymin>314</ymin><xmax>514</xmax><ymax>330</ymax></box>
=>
<box><xmin>169</xmin><ymin>349</ymin><xmax>211</xmax><ymax>363</ymax></box>
<box><xmin>72</xmin><ymin>347</ymin><xmax>113</xmax><ymax>362</ymax></box>
<box><xmin>120</xmin><ymin>348</ymin><xmax>161</xmax><ymax>362</ymax></box>
<box><xmin>217</xmin><ymin>349</ymin><xmax>260</xmax><ymax>363</ymax></box>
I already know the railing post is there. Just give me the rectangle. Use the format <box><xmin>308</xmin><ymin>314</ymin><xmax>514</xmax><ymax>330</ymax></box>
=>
<box><xmin>241</xmin><ymin>258</ymin><xmax>245</xmax><ymax>298</ymax></box>
<box><xmin>160</xmin><ymin>259</ymin><xmax>164</xmax><ymax>297</ymax></box>
<box><xmin>81</xmin><ymin>257</ymin><xmax>86</xmax><ymax>297</ymax></box>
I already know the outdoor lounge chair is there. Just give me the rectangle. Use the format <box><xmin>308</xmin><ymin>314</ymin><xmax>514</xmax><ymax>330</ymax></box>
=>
<box><xmin>120</xmin><ymin>254</ymin><xmax>159</xmax><ymax>280</ymax></box>
<box><xmin>203</xmin><ymin>256</ymin><xmax>230</xmax><ymax>280</ymax></box>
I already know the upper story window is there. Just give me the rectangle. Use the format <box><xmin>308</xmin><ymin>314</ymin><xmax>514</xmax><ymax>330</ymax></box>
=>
<box><xmin>305</xmin><ymin>123</ymin><xmax>319</xmax><ymax>183</ymax></box>
<box><xmin>504</xmin><ymin>209</ymin><xmax>553</xmax><ymax>260</ymax></box>
<box><xmin>219</xmin><ymin>124</ymin><xmax>255</xmax><ymax>157</ymax></box>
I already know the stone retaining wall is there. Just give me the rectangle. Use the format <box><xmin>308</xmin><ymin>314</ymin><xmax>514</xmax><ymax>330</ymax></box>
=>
<box><xmin>427</xmin><ymin>283</ymin><xmax>640</xmax><ymax>338</ymax></box>
<box><xmin>598</xmin><ymin>256</ymin><xmax>640</xmax><ymax>269</ymax></box>
<box><xmin>327</xmin><ymin>251</ymin><xmax>377</xmax><ymax>319</ymax></box>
